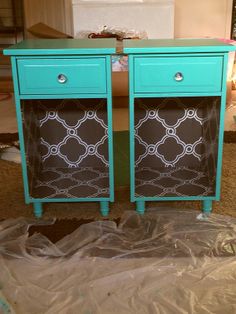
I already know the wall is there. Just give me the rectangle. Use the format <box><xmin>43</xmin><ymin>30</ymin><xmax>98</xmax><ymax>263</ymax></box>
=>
<box><xmin>23</xmin><ymin>0</ymin><xmax>233</xmax><ymax>39</ymax></box>
<box><xmin>174</xmin><ymin>0</ymin><xmax>233</xmax><ymax>39</ymax></box>
<box><xmin>72</xmin><ymin>0</ymin><xmax>174</xmax><ymax>39</ymax></box>
<box><xmin>23</xmin><ymin>0</ymin><xmax>73</xmax><ymax>37</ymax></box>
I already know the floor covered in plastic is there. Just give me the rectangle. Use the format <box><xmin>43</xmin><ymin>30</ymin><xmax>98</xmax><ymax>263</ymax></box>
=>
<box><xmin>0</xmin><ymin>208</ymin><xmax>236</xmax><ymax>314</ymax></box>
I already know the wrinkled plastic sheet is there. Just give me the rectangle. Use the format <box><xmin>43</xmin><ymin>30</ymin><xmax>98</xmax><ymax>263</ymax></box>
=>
<box><xmin>0</xmin><ymin>208</ymin><xmax>236</xmax><ymax>313</ymax></box>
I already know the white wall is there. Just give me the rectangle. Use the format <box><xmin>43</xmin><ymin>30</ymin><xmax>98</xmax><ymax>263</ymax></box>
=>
<box><xmin>72</xmin><ymin>0</ymin><xmax>174</xmax><ymax>39</ymax></box>
<box><xmin>23</xmin><ymin>0</ymin><xmax>233</xmax><ymax>40</ymax></box>
<box><xmin>174</xmin><ymin>0</ymin><xmax>233</xmax><ymax>39</ymax></box>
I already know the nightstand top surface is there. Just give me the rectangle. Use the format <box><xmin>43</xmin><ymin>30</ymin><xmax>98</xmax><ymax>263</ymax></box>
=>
<box><xmin>4</xmin><ymin>39</ymin><xmax>116</xmax><ymax>56</ymax></box>
<box><xmin>123</xmin><ymin>38</ymin><xmax>236</xmax><ymax>53</ymax></box>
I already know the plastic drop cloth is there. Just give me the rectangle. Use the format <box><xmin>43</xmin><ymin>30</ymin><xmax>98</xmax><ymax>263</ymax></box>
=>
<box><xmin>0</xmin><ymin>208</ymin><xmax>236</xmax><ymax>314</ymax></box>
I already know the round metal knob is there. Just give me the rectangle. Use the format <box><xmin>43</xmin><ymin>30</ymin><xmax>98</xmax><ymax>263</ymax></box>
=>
<box><xmin>174</xmin><ymin>72</ymin><xmax>184</xmax><ymax>82</ymax></box>
<box><xmin>57</xmin><ymin>74</ymin><xmax>67</xmax><ymax>84</ymax></box>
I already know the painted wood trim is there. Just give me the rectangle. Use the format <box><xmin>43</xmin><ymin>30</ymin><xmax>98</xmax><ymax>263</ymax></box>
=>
<box><xmin>215</xmin><ymin>52</ymin><xmax>229</xmax><ymax>200</ymax></box>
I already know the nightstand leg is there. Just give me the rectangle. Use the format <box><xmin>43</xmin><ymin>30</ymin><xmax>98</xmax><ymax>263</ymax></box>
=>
<box><xmin>136</xmin><ymin>201</ymin><xmax>145</xmax><ymax>214</ymax></box>
<box><xmin>34</xmin><ymin>202</ymin><xmax>43</xmax><ymax>218</ymax></box>
<box><xmin>202</xmin><ymin>200</ymin><xmax>212</xmax><ymax>213</ymax></box>
<box><xmin>100</xmin><ymin>201</ymin><xmax>109</xmax><ymax>216</ymax></box>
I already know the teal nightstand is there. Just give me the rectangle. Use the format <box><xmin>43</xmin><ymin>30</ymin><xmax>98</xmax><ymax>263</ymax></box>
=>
<box><xmin>4</xmin><ymin>39</ymin><xmax>116</xmax><ymax>217</ymax></box>
<box><xmin>124</xmin><ymin>38</ymin><xmax>236</xmax><ymax>214</ymax></box>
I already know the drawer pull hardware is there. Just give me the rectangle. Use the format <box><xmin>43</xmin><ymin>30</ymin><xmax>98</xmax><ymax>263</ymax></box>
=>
<box><xmin>57</xmin><ymin>74</ymin><xmax>67</xmax><ymax>84</ymax></box>
<box><xmin>174</xmin><ymin>72</ymin><xmax>183</xmax><ymax>82</ymax></box>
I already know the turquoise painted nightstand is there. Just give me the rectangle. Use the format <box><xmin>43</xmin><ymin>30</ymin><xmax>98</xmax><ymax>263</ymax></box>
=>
<box><xmin>4</xmin><ymin>39</ymin><xmax>116</xmax><ymax>218</ymax></box>
<box><xmin>123</xmin><ymin>39</ymin><xmax>236</xmax><ymax>214</ymax></box>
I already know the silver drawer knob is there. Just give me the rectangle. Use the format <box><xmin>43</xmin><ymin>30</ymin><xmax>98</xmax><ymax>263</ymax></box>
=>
<box><xmin>174</xmin><ymin>72</ymin><xmax>184</xmax><ymax>82</ymax></box>
<box><xmin>57</xmin><ymin>74</ymin><xmax>67</xmax><ymax>84</ymax></box>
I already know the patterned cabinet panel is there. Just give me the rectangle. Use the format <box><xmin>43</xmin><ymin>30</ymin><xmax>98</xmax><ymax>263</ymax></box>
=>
<box><xmin>22</xmin><ymin>98</ymin><xmax>110</xmax><ymax>199</ymax></box>
<box><xmin>134</xmin><ymin>97</ymin><xmax>220</xmax><ymax>198</ymax></box>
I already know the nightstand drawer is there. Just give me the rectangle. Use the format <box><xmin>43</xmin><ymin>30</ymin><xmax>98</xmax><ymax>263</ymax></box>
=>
<box><xmin>134</xmin><ymin>56</ymin><xmax>223</xmax><ymax>93</ymax></box>
<box><xmin>17</xmin><ymin>58</ymin><xmax>107</xmax><ymax>95</ymax></box>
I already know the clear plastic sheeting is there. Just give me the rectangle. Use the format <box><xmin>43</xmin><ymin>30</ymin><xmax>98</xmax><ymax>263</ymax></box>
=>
<box><xmin>0</xmin><ymin>208</ymin><xmax>236</xmax><ymax>314</ymax></box>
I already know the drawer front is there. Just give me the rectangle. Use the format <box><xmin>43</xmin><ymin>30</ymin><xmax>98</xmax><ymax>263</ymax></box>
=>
<box><xmin>134</xmin><ymin>56</ymin><xmax>223</xmax><ymax>93</ymax></box>
<box><xmin>17</xmin><ymin>58</ymin><xmax>107</xmax><ymax>95</ymax></box>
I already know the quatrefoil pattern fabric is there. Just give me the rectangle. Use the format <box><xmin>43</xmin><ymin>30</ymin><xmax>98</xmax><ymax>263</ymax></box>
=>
<box><xmin>134</xmin><ymin>97</ymin><xmax>220</xmax><ymax>197</ymax></box>
<box><xmin>22</xmin><ymin>99</ymin><xmax>110</xmax><ymax>199</ymax></box>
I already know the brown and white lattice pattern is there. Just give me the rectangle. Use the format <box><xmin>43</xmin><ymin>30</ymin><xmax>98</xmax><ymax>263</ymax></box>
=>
<box><xmin>22</xmin><ymin>99</ymin><xmax>110</xmax><ymax>199</ymax></box>
<box><xmin>134</xmin><ymin>97</ymin><xmax>220</xmax><ymax>197</ymax></box>
<box><xmin>32</xmin><ymin>167</ymin><xmax>109</xmax><ymax>199</ymax></box>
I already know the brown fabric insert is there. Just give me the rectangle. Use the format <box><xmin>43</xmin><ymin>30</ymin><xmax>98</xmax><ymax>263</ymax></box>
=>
<box><xmin>22</xmin><ymin>98</ymin><xmax>110</xmax><ymax>199</ymax></box>
<box><xmin>134</xmin><ymin>97</ymin><xmax>220</xmax><ymax>197</ymax></box>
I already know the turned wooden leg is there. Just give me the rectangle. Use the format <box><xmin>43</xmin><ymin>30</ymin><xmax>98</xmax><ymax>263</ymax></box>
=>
<box><xmin>202</xmin><ymin>200</ymin><xmax>212</xmax><ymax>213</ymax></box>
<box><xmin>100</xmin><ymin>201</ymin><xmax>109</xmax><ymax>217</ymax></box>
<box><xmin>136</xmin><ymin>200</ymin><xmax>145</xmax><ymax>214</ymax></box>
<box><xmin>33</xmin><ymin>202</ymin><xmax>43</xmax><ymax>218</ymax></box>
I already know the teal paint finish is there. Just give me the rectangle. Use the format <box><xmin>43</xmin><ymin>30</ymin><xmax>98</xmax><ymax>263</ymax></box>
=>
<box><xmin>17</xmin><ymin>58</ymin><xmax>107</xmax><ymax>95</ymax></box>
<box><xmin>202</xmin><ymin>200</ymin><xmax>212</xmax><ymax>213</ymax></box>
<box><xmin>128</xmin><ymin>56</ymin><xmax>136</xmax><ymax>202</ymax></box>
<box><xmin>136</xmin><ymin>201</ymin><xmax>145</xmax><ymax>214</ymax></box>
<box><xmin>19</xmin><ymin>93</ymin><xmax>108</xmax><ymax>100</ymax></box>
<box><xmin>125</xmin><ymin>39</ymin><xmax>236</xmax><ymax>214</ymax></box>
<box><xmin>106</xmin><ymin>55</ymin><xmax>115</xmax><ymax>203</ymax></box>
<box><xmin>124</xmin><ymin>38</ymin><xmax>236</xmax><ymax>54</ymax></box>
<box><xmin>132</xmin><ymin>92</ymin><xmax>222</xmax><ymax>98</ymax></box>
<box><xmin>5</xmin><ymin>39</ymin><xmax>116</xmax><ymax>217</ymax></box>
<box><xmin>3</xmin><ymin>38</ymin><xmax>116</xmax><ymax>55</ymax></box>
<box><xmin>134</xmin><ymin>56</ymin><xmax>223</xmax><ymax>93</ymax></box>
<box><xmin>34</xmin><ymin>202</ymin><xmax>43</xmax><ymax>218</ymax></box>
<box><xmin>215</xmin><ymin>53</ymin><xmax>229</xmax><ymax>200</ymax></box>
<box><xmin>10</xmin><ymin>57</ymin><xmax>31</xmax><ymax>203</ymax></box>
<box><xmin>100</xmin><ymin>201</ymin><xmax>109</xmax><ymax>216</ymax></box>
